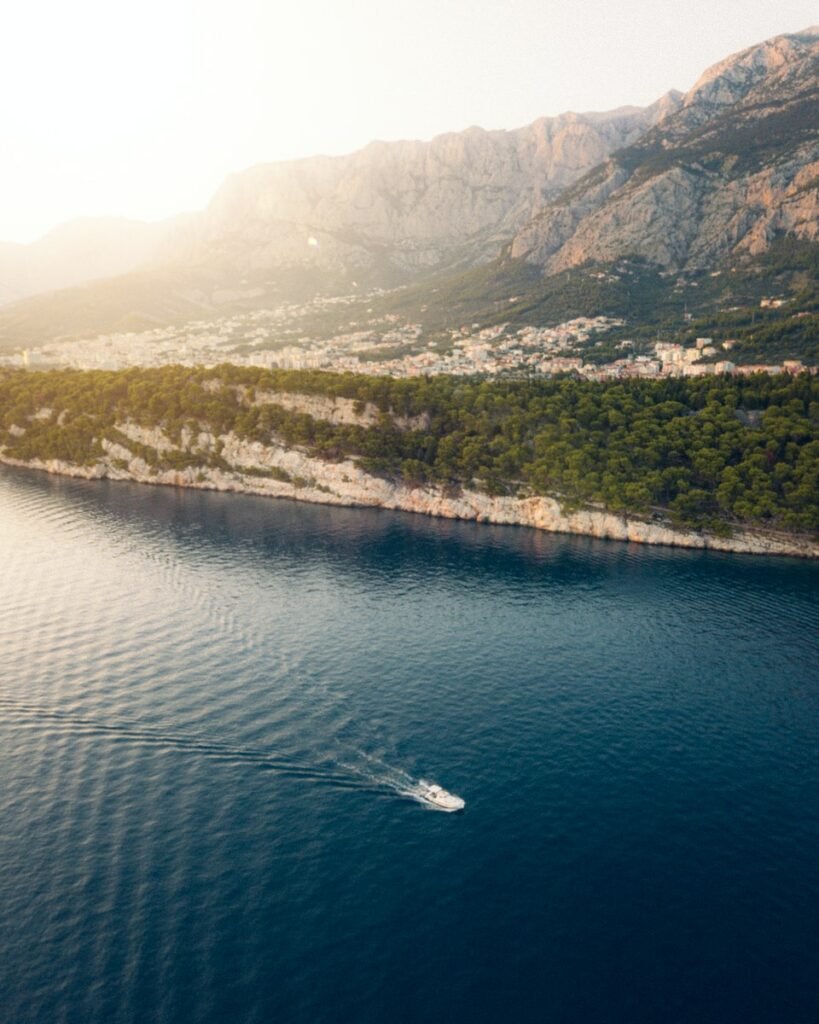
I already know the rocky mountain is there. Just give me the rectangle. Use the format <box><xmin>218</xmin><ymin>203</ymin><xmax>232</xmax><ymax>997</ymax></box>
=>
<box><xmin>157</xmin><ymin>96</ymin><xmax>680</xmax><ymax>280</ymax></box>
<box><xmin>0</xmin><ymin>218</ymin><xmax>169</xmax><ymax>307</ymax></box>
<box><xmin>1</xmin><ymin>26</ymin><xmax>816</xmax><ymax>351</ymax></box>
<box><xmin>510</xmin><ymin>28</ymin><xmax>819</xmax><ymax>273</ymax></box>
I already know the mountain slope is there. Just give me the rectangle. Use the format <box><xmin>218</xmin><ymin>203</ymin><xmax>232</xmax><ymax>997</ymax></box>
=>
<box><xmin>156</xmin><ymin>97</ymin><xmax>680</xmax><ymax>279</ymax></box>
<box><xmin>0</xmin><ymin>100</ymin><xmax>680</xmax><ymax>348</ymax></box>
<box><xmin>510</xmin><ymin>28</ymin><xmax>819</xmax><ymax>273</ymax></box>
<box><xmin>1</xmin><ymin>27</ymin><xmax>816</xmax><ymax>352</ymax></box>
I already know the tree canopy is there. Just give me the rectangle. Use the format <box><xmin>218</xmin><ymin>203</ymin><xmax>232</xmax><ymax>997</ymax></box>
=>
<box><xmin>1</xmin><ymin>365</ymin><xmax>817</xmax><ymax>535</ymax></box>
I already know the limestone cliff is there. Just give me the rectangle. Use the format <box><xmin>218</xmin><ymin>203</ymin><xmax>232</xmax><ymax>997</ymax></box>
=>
<box><xmin>510</xmin><ymin>28</ymin><xmax>819</xmax><ymax>273</ymax></box>
<box><xmin>2</xmin><ymin>406</ymin><xmax>816</xmax><ymax>559</ymax></box>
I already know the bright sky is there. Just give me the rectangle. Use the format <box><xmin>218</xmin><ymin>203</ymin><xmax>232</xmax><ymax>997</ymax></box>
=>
<box><xmin>2</xmin><ymin>0</ymin><xmax>816</xmax><ymax>243</ymax></box>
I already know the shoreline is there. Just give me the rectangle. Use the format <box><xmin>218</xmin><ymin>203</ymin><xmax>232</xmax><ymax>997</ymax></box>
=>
<box><xmin>2</xmin><ymin>439</ymin><xmax>817</xmax><ymax>559</ymax></box>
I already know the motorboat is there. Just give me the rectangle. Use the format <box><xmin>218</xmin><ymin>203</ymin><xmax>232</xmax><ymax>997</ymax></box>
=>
<box><xmin>416</xmin><ymin>781</ymin><xmax>465</xmax><ymax>812</ymax></box>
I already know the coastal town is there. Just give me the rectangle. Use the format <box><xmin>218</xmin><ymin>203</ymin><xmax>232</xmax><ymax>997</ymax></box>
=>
<box><xmin>1</xmin><ymin>289</ymin><xmax>810</xmax><ymax>381</ymax></box>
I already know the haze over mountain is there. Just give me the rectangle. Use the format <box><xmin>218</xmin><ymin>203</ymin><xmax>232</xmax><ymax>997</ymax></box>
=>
<box><xmin>0</xmin><ymin>25</ymin><xmax>816</xmax><ymax>349</ymax></box>
<box><xmin>0</xmin><ymin>93</ymin><xmax>679</xmax><ymax>314</ymax></box>
<box><xmin>157</xmin><ymin>93</ymin><xmax>681</xmax><ymax>280</ymax></box>
<box><xmin>0</xmin><ymin>218</ymin><xmax>170</xmax><ymax>307</ymax></box>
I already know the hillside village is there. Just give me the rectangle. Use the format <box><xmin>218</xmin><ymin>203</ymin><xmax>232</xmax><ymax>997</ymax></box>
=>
<box><xmin>2</xmin><ymin>295</ymin><xmax>809</xmax><ymax>381</ymax></box>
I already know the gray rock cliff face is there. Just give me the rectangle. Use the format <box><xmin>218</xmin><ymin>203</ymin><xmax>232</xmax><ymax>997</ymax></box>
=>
<box><xmin>158</xmin><ymin>28</ymin><xmax>818</xmax><ymax>286</ymax></box>
<box><xmin>157</xmin><ymin>98</ymin><xmax>680</xmax><ymax>278</ymax></box>
<box><xmin>510</xmin><ymin>28</ymin><xmax>819</xmax><ymax>273</ymax></box>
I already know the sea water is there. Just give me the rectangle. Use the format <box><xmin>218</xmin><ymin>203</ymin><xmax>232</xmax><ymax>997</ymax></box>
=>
<box><xmin>1</xmin><ymin>467</ymin><xmax>817</xmax><ymax>1023</ymax></box>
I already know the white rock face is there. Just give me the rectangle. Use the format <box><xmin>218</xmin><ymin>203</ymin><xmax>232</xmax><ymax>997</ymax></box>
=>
<box><xmin>249</xmin><ymin>391</ymin><xmax>380</xmax><ymax>427</ymax></box>
<box><xmin>246</xmin><ymin>391</ymin><xmax>429</xmax><ymax>431</ymax></box>
<box><xmin>3</xmin><ymin>426</ymin><xmax>816</xmax><ymax>559</ymax></box>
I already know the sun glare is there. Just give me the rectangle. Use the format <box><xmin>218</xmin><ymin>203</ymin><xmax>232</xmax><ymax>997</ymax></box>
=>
<box><xmin>1</xmin><ymin>0</ymin><xmax>817</xmax><ymax>241</ymax></box>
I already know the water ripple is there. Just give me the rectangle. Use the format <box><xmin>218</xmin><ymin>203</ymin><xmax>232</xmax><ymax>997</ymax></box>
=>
<box><xmin>1</xmin><ymin>466</ymin><xmax>818</xmax><ymax>1024</ymax></box>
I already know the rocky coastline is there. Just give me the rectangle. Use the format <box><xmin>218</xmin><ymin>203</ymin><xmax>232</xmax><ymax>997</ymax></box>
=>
<box><xmin>2</xmin><ymin>423</ymin><xmax>817</xmax><ymax>559</ymax></box>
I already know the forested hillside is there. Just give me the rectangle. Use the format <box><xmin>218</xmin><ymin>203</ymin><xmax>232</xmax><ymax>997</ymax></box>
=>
<box><xmin>1</xmin><ymin>366</ymin><xmax>817</xmax><ymax>536</ymax></box>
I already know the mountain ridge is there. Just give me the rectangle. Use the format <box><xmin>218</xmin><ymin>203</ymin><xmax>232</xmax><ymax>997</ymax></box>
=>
<box><xmin>154</xmin><ymin>94</ymin><xmax>681</xmax><ymax>279</ymax></box>
<box><xmin>509</xmin><ymin>27</ymin><xmax>819</xmax><ymax>273</ymax></box>
<box><xmin>0</xmin><ymin>26</ymin><xmax>816</xmax><ymax>349</ymax></box>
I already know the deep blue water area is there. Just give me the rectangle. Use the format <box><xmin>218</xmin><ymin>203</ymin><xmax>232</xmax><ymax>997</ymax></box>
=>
<box><xmin>1</xmin><ymin>466</ymin><xmax>818</xmax><ymax>1023</ymax></box>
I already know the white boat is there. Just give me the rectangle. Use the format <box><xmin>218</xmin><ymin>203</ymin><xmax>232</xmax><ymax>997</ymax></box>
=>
<box><xmin>416</xmin><ymin>781</ymin><xmax>465</xmax><ymax>812</ymax></box>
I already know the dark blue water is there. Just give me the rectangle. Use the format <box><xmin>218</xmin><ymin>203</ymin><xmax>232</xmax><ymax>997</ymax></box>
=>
<box><xmin>1</xmin><ymin>466</ymin><xmax>818</xmax><ymax>1024</ymax></box>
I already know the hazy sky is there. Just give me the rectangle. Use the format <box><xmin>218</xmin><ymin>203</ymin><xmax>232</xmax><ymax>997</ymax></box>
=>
<box><xmin>2</xmin><ymin>0</ymin><xmax>816</xmax><ymax>243</ymax></box>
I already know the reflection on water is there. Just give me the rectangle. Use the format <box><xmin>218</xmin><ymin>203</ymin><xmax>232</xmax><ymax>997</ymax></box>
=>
<box><xmin>1</xmin><ymin>466</ymin><xmax>818</xmax><ymax>1024</ymax></box>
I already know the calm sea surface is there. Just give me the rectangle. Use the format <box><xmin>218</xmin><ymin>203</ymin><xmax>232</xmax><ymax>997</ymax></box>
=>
<box><xmin>1</xmin><ymin>466</ymin><xmax>818</xmax><ymax>1024</ymax></box>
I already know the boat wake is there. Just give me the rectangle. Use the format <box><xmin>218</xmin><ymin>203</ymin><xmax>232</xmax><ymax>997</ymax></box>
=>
<box><xmin>341</xmin><ymin>751</ymin><xmax>465</xmax><ymax>811</ymax></box>
<box><xmin>0</xmin><ymin>697</ymin><xmax>360</xmax><ymax>789</ymax></box>
<box><xmin>0</xmin><ymin>699</ymin><xmax>462</xmax><ymax>809</ymax></box>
